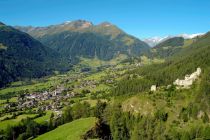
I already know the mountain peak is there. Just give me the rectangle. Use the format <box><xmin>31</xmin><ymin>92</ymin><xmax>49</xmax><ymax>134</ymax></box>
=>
<box><xmin>63</xmin><ymin>20</ymin><xmax>72</xmax><ymax>25</ymax></box>
<box><xmin>61</xmin><ymin>20</ymin><xmax>93</xmax><ymax>29</ymax></box>
<box><xmin>98</xmin><ymin>22</ymin><xmax>113</xmax><ymax>27</ymax></box>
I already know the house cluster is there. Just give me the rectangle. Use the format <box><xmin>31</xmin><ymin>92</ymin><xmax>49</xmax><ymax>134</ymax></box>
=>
<box><xmin>135</xmin><ymin>63</ymin><xmax>142</xmax><ymax>67</ymax></box>
<box><xmin>75</xmin><ymin>80</ymin><xmax>99</xmax><ymax>89</ymax></box>
<box><xmin>15</xmin><ymin>77</ymin><xmax>102</xmax><ymax>111</ymax></box>
<box><xmin>173</xmin><ymin>68</ymin><xmax>201</xmax><ymax>89</ymax></box>
<box><xmin>105</xmin><ymin>79</ymin><xmax>114</xmax><ymax>84</ymax></box>
<box><xmin>17</xmin><ymin>85</ymin><xmax>77</xmax><ymax>111</ymax></box>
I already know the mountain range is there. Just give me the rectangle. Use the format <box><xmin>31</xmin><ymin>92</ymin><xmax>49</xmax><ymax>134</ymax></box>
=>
<box><xmin>144</xmin><ymin>33</ymin><xmax>204</xmax><ymax>47</ymax></box>
<box><xmin>16</xmin><ymin>20</ymin><xmax>150</xmax><ymax>63</ymax></box>
<box><xmin>0</xmin><ymin>20</ymin><xmax>152</xmax><ymax>87</ymax></box>
<box><xmin>1</xmin><ymin>19</ymin><xmax>210</xmax><ymax>139</ymax></box>
<box><xmin>0</xmin><ymin>19</ymin><xmax>209</xmax><ymax>87</ymax></box>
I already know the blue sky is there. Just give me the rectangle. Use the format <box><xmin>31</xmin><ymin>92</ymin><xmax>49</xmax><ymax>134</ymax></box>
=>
<box><xmin>0</xmin><ymin>0</ymin><xmax>210</xmax><ymax>38</ymax></box>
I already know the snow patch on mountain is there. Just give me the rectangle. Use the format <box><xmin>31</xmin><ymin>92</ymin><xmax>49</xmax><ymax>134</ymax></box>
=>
<box><xmin>143</xmin><ymin>36</ymin><xmax>172</xmax><ymax>47</ymax></box>
<box><xmin>63</xmin><ymin>21</ymin><xmax>72</xmax><ymax>24</ymax></box>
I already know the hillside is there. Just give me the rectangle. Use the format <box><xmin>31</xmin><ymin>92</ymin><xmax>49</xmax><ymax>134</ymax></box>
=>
<box><xmin>34</xmin><ymin>117</ymin><xmax>96</xmax><ymax>140</ymax></box>
<box><xmin>151</xmin><ymin>37</ymin><xmax>196</xmax><ymax>58</ymax></box>
<box><xmin>16</xmin><ymin>20</ymin><xmax>150</xmax><ymax>63</ymax></box>
<box><xmin>0</xmin><ymin>23</ymin><xmax>70</xmax><ymax>87</ymax></box>
<box><xmin>154</xmin><ymin>37</ymin><xmax>184</xmax><ymax>49</ymax></box>
<box><xmin>37</xmin><ymin>31</ymin><xmax>116</xmax><ymax>63</ymax></box>
<box><xmin>104</xmin><ymin>31</ymin><xmax>210</xmax><ymax>140</ymax></box>
<box><xmin>114</xmin><ymin>31</ymin><xmax>210</xmax><ymax>96</ymax></box>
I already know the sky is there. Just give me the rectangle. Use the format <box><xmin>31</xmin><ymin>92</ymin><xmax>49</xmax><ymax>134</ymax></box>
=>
<box><xmin>0</xmin><ymin>0</ymin><xmax>210</xmax><ymax>38</ymax></box>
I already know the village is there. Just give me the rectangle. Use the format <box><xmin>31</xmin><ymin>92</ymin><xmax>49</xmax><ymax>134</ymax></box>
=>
<box><xmin>2</xmin><ymin>64</ymin><xmax>132</xmax><ymax>117</ymax></box>
<box><xmin>4</xmin><ymin>80</ymin><xmax>99</xmax><ymax>113</ymax></box>
<box><xmin>0</xmin><ymin>60</ymin><xmax>157</xmax><ymax>123</ymax></box>
<box><xmin>3</xmin><ymin>65</ymin><xmax>202</xmax><ymax>116</ymax></box>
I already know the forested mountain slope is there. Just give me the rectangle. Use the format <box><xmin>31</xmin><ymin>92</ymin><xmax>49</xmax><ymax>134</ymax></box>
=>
<box><xmin>107</xmin><ymin>32</ymin><xmax>210</xmax><ymax>140</ymax></box>
<box><xmin>113</xmin><ymin>31</ymin><xmax>210</xmax><ymax>95</ymax></box>
<box><xmin>16</xmin><ymin>20</ymin><xmax>150</xmax><ymax>63</ymax></box>
<box><xmin>0</xmin><ymin>23</ymin><xmax>70</xmax><ymax>87</ymax></box>
<box><xmin>150</xmin><ymin>37</ymin><xmax>196</xmax><ymax>58</ymax></box>
<box><xmin>154</xmin><ymin>37</ymin><xmax>185</xmax><ymax>49</ymax></box>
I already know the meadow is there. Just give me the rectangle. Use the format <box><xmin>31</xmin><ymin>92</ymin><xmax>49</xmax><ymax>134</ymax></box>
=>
<box><xmin>34</xmin><ymin>117</ymin><xmax>96</xmax><ymax>140</ymax></box>
<box><xmin>0</xmin><ymin>114</ymin><xmax>37</xmax><ymax>130</ymax></box>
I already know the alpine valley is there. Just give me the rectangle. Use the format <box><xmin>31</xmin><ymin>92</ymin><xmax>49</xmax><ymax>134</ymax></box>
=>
<box><xmin>0</xmin><ymin>19</ymin><xmax>210</xmax><ymax>140</ymax></box>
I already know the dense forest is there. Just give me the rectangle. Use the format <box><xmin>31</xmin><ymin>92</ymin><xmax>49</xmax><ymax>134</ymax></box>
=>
<box><xmin>0</xmin><ymin>23</ymin><xmax>70</xmax><ymax>88</ymax></box>
<box><xmin>38</xmin><ymin>31</ymin><xmax>116</xmax><ymax>62</ymax></box>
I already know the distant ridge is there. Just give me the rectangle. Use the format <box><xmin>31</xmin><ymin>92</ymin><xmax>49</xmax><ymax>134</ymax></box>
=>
<box><xmin>144</xmin><ymin>33</ymin><xmax>204</xmax><ymax>47</ymax></box>
<box><xmin>16</xmin><ymin>20</ymin><xmax>150</xmax><ymax>63</ymax></box>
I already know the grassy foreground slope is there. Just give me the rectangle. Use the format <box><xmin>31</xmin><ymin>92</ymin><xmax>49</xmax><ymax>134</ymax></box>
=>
<box><xmin>34</xmin><ymin>117</ymin><xmax>96</xmax><ymax>140</ymax></box>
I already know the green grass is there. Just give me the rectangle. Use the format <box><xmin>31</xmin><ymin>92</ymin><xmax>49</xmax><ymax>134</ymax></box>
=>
<box><xmin>0</xmin><ymin>99</ymin><xmax>6</xmax><ymax>104</ymax></box>
<box><xmin>0</xmin><ymin>114</ymin><xmax>37</xmax><ymax>130</ymax></box>
<box><xmin>0</xmin><ymin>82</ymin><xmax>50</xmax><ymax>95</ymax></box>
<box><xmin>84</xmin><ymin>71</ymin><xmax>107</xmax><ymax>80</ymax></box>
<box><xmin>140</xmin><ymin>56</ymin><xmax>164</xmax><ymax>65</ymax></box>
<box><xmin>79</xmin><ymin>54</ymin><xmax>127</xmax><ymax>68</ymax></box>
<box><xmin>0</xmin><ymin>97</ymin><xmax>17</xmax><ymax>104</ymax></box>
<box><xmin>90</xmin><ymin>84</ymin><xmax>110</xmax><ymax>92</ymax></box>
<box><xmin>0</xmin><ymin>115</ymin><xmax>12</xmax><ymax>121</ymax></box>
<box><xmin>34</xmin><ymin>117</ymin><xmax>96</xmax><ymax>140</ymax></box>
<box><xmin>183</xmin><ymin>39</ymin><xmax>194</xmax><ymax>47</ymax></box>
<box><xmin>9</xmin><ymin>97</ymin><xmax>18</xmax><ymax>102</ymax></box>
<box><xmin>82</xmin><ymin>99</ymin><xmax>107</xmax><ymax>107</ymax></box>
<box><xmin>34</xmin><ymin>111</ymin><xmax>52</xmax><ymax>124</ymax></box>
<box><xmin>0</xmin><ymin>75</ymin><xmax>64</xmax><ymax>95</ymax></box>
<box><xmin>81</xmin><ymin>99</ymin><xmax>97</xmax><ymax>107</ymax></box>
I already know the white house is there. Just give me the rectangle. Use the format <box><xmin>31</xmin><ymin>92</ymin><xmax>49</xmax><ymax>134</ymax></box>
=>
<box><xmin>151</xmin><ymin>85</ymin><xmax>157</xmax><ymax>91</ymax></box>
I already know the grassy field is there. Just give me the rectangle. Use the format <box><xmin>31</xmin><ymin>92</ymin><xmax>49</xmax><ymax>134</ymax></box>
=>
<box><xmin>0</xmin><ymin>114</ymin><xmax>37</xmax><ymax>130</ymax></box>
<box><xmin>140</xmin><ymin>56</ymin><xmax>164</xmax><ymax>65</ymax></box>
<box><xmin>34</xmin><ymin>117</ymin><xmax>96</xmax><ymax>140</ymax></box>
<box><xmin>0</xmin><ymin>81</ymin><xmax>51</xmax><ymax>95</ymax></box>
<box><xmin>84</xmin><ymin>71</ymin><xmax>107</xmax><ymax>81</ymax></box>
<box><xmin>79</xmin><ymin>54</ymin><xmax>127</xmax><ymax>69</ymax></box>
<box><xmin>0</xmin><ymin>114</ymin><xmax>12</xmax><ymax>121</ymax></box>
<box><xmin>0</xmin><ymin>74</ymin><xmax>66</xmax><ymax>95</ymax></box>
<box><xmin>34</xmin><ymin>111</ymin><xmax>52</xmax><ymax>124</ymax></box>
